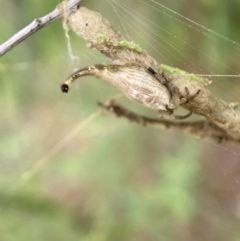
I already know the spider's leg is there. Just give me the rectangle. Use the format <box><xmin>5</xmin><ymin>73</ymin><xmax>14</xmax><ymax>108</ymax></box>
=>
<box><xmin>172</xmin><ymin>86</ymin><xmax>200</xmax><ymax>105</ymax></box>
<box><xmin>158</xmin><ymin>106</ymin><xmax>173</xmax><ymax>119</ymax></box>
<box><xmin>183</xmin><ymin>87</ymin><xmax>201</xmax><ymax>103</ymax></box>
<box><xmin>161</xmin><ymin>86</ymin><xmax>199</xmax><ymax>120</ymax></box>
<box><xmin>158</xmin><ymin>106</ymin><xmax>192</xmax><ymax>120</ymax></box>
<box><xmin>174</xmin><ymin>111</ymin><xmax>192</xmax><ymax>120</ymax></box>
<box><xmin>147</xmin><ymin>67</ymin><xmax>170</xmax><ymax>85</ymax></box>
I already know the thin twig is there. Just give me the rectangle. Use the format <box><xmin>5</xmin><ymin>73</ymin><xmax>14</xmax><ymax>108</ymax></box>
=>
<box><xmin>0</xmin><ymin>0</ymin><xmax>82</xmax><ymax>56</ymax></box>
<box><xmin>99</xmin><ymin>100</ymin><xmax>239</xmax><ymax>144</ymax></box>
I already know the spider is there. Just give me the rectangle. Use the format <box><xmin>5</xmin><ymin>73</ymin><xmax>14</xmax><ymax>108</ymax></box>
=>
<box><xmin>61</xmin><ymin>64</ymin><xmax>200</xmax><ymax>119</ymax></box>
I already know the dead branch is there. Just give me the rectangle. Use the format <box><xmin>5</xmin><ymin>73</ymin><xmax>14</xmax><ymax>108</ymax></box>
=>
<box><xmin>99</xmin><ymin>100</ymin><xmax>239</xmax><ymax>144</ymax></box>
<box><xmin>0</xmin><ymin>0</ymin><xmax>82</xmax><ymax>56</ymax></box>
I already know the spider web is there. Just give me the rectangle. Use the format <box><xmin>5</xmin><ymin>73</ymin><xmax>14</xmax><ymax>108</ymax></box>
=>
<box><xmin>0</xmin><ymin>0</ymin><xmax>240</xmax><ymax>240</ymax></box>
<box><xmin>106</xmin><ymin>0</ymin><xmax>240</xmax><ymax>238</ymax></box>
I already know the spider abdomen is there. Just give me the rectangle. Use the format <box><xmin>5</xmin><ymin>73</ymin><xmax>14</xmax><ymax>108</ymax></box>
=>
<box><xmin>79</xmin><ymin>65</ymin><xmax>170</xmax><ymax>110</ymax></box>
<box><xmin>93</xmin><ymin>65</ymin><xmax>170</xmax><ymax>111</ymax></box>
<box><xmin>62</xmin><ymin>64</ymin><xmax>171</xmax><ymax>111</ymax></box>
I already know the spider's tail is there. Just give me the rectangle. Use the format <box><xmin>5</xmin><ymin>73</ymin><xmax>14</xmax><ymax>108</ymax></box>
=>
<box><xmin>61</xmin><ymin>66</ymin><xmax>98</xmax><ymax>93</ymax></box>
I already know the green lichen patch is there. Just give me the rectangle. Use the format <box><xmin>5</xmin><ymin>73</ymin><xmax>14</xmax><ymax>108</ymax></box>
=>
<box><xmin>161</xmin><ymin>64</ymin><xmax>212</xmax><ymax>86</ymax></box>
<box><xmin>97</xmin><ymin>34</ymin><xmax>142</xmax><ymax>53</ymax></box>
<box><xmin>228</xmin><ymin>102</ymin><xmax>240</xmax><ymax>109</ymax></box>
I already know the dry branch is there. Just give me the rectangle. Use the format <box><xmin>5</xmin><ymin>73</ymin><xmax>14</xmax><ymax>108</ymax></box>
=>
<box><xmin>98</xmin><ymin>100</ymin><xmax>238</xmax><ymax>144</ymax></box>
<box><xmin>0</xmin><ymin>0</ymin><xmax>82</xmax><ymax>56</ymax></box>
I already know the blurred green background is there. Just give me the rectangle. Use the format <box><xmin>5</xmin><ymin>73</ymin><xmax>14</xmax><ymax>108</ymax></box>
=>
<box><xmin>0</xmin><ymin>0</ymin><xmax>240</xmax><ymax>240</ymax></box>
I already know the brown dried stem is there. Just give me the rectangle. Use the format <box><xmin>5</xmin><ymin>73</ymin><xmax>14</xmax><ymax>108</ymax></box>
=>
<box><xmin>99</xmin><ymin>100</ymin><xmax>239</xmax><ymax>144</ymax></box>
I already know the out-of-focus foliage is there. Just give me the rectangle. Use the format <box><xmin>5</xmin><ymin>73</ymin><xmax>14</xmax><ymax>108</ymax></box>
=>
<box><xmin>0</xmin><ymin>0</ymin><xmax>240</xmax><ymax>241</ymax></box>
